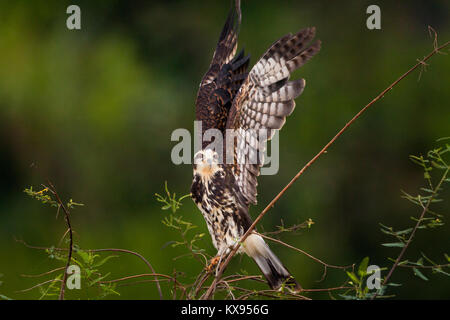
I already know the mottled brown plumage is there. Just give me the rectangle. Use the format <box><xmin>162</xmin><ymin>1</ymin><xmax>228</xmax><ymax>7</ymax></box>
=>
<box><xmin>191</xmin><ymin>0</ymin><xmax>320</xmax><ymax>290</ymax></box>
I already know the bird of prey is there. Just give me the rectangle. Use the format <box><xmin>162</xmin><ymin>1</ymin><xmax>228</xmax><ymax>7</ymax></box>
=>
<box><xmin>191</xmin><ymin>1</ymin><xmax>320</xmax><ymax>290</ymax></box>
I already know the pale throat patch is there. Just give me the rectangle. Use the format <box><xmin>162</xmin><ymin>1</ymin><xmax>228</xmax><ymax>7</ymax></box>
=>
<box><xmin>193</xmin><ymin>149</ymin><xmax>223</xmax><ymax>181</ymax></box>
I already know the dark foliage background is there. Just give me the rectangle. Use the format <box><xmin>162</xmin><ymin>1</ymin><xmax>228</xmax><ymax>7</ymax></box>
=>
<box><xmin>0</xmin><ymin>0</ymin><xmax>448</xmax><ymax>299</ymax></box>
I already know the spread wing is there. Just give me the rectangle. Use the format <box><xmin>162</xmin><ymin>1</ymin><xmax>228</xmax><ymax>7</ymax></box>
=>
<box><xmin>195</xmin><ymin>1</ymin><xmax>250</xmax><ymax>141</ymax></box>
<box><xmin>226</xmin><ymin>27</ymin><xmax>321</xmax><ymax>205</ymax></box>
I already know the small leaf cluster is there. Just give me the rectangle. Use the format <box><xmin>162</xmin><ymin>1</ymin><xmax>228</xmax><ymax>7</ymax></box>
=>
<box><xmin>39</xmin><ymin>245</ymin><xmax>119</xmax><ymax>299</ymax></box>
<box><xmin>341</xmin><ymin>257</ymin><xmax>390</xmax><ymax>300</ymax></box>
<box><xmin>156</xmin><ymin>183</ymin><xmax>207</xmax><ymax>264</ymax></box>
<box><xmin>378</xmin><ymin>139</ymin><xmax>450</xmax><ymax>293</ymax></box>
<box><xmin>155</xmin><ymin>181</ymin><xmax>190</xmax><ymax>214</ymax></box>
<box><xmin>24</xmin><ymin>186</ymin><xmax>84</xmax><ymax>211</ymax></box>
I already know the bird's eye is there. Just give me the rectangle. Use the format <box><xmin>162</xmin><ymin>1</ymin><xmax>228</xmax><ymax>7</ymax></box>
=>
<box><xmin>194</xmin><ymin>153</ymin><xmax>203</xmax><ymax>163</ymax></box>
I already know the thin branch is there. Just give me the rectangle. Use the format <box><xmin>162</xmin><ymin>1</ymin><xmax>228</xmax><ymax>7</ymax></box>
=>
<box><xmin>258</xmin><ymin>232</ymin><xmax>354</xmax><ymax>281</ymax></box>
<box><xmin>172</xmin><ymin>269</ymin><xmax>177</xmax><ymax>300</ymax></box>
<box><xmin>20</xmin><ymin>267</ymin><xmax>66</xmax><ymax>278</ymax></box>
<box><xmin>45</xmin><ymin>181</ymin><xmax>73</xmax><ymax>301</ymax></box>
<box><xmin>99</xmin><ymin>272</ymin><xmax>185</xmax><ymax>295</ymax></box>
<box><xmin>397</xmin><ymin>263</ymin><xmax>450</xmax><ymax>269</ymax></box>
<box><xmin>301</xmin><ymin>285</ymin><xmax>353</xmax><ymax>293</ymax></box>
<box><xmin>237</xmin><ymin>288</ymin><xmax>310</xmax><ymax>301</ymax></box>
<box><xmin>99</xmin><ymin>273</ymin><xmax>176</xmax><ymax>283</ymax></box>
<box><xmin>16</xmin><ymin>279</ymin><xmax>62</xmax><ymax>293</ymax></box>
<box><xmin>372</xmin><ymin>167</ymin><xmax>449</xmax><ymax>299</ymax></box>
<box><xmin>191</xmin><ymin>269</ymin><xmax>213</xmax><ymax>299</ymax></box>
<box><xmin>221</xmin><ymin>275</ymin><xmax>264</xmax><ymax>284</ymax></box>
<box><xmin>87</xmin><ymin>248</ymin><xmax>163</xmax><ymax>299</ymax></box>
<box><xmin>262</xmin><ymin>219</ymin><xmax>311</xmax><ymax>236</ymax></box>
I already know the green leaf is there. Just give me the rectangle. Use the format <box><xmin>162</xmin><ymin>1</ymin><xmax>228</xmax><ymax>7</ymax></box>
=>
<box><xmin>382</xmin><ymin>242</ymin><xmax>405</xmax><ymax>248</ymax></box>
<box><xmin>89</xmin><ymin>272</ymin><xmax>111</xmax><ymax>286</ymax></box>
<box><xmin>397</xmin><ymin>260</ymin><xmax>410</xmax><ymax>266</ymax></box>
<box><xmin>358</xmin><ymin>257</ymin><xmax>370</xmax><ymax>277</ymax></box>
<box><xmin>92</xmin><ymin>255</ymin><xmax>118</xmax><ymax>268</ymax></box>
<box><xmin>77</xmin><ymin>249</ymin><xmax>91</xmax><ymax>264</ymax></box>
<box><xmin>346</xmin><ymin>271</ymin><xmax>360</xmax><ymax>284</ymax></box>
<box><xmin>413</xmin><ymin>268</ymin><xmax>429</xmax><ymax>281</ymax></box>
<box><xmin>386</xmin><ymin>282</ymin><xmax>402</xmax><ymax>287</ymax></box>
<box><xmin>433</xmin><ymin>268</ymin><xmax>450</xmax><ymax>277</ymax></box>
<box><xmin>395</xmin><ymin>228</ymin><xmax>413</xmax><ymax>235</ymax></box>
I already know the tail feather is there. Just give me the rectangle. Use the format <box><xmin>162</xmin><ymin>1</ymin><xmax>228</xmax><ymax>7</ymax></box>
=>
<box><xmin>243</xmin><ymin>234</ymin><xmax>300</xmax><ymax>291</ymax></box>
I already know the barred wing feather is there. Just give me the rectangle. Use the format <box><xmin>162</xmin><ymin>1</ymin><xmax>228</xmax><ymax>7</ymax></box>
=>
<box><xmin>226</xmin><ymin>28</ymin><xmax>321</xmax><ymax>205</ymax></box>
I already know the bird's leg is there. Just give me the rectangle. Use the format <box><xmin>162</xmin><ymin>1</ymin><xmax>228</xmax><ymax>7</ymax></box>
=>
<box><xmin>205</xmin><ymin>255</ymin><xmax>221</xmax><ymax>273</ymax></box>
<box><xmin>205</xmin><ymin>246</ymin><xmax>228</xmax><ymax>274</ymax></box>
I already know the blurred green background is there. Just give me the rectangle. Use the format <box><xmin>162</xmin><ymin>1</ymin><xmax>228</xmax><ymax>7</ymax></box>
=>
<box><xmin>0</xmin><ymin>0</ymin><xmax>449</xmax><ymax>299</ymax></box>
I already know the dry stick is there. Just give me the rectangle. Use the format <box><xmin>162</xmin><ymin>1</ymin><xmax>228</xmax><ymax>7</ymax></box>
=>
<box><xmin>202</xmin><ymin>39</ymin><xmax>450</xmax><ymax>300</ymax></box>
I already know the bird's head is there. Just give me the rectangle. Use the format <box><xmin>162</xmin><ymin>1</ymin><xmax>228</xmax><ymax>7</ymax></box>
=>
<box><xmin>193</xmin><ymin>149</ymin><xmax>221</xmax><ymax>178</ymax></box>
